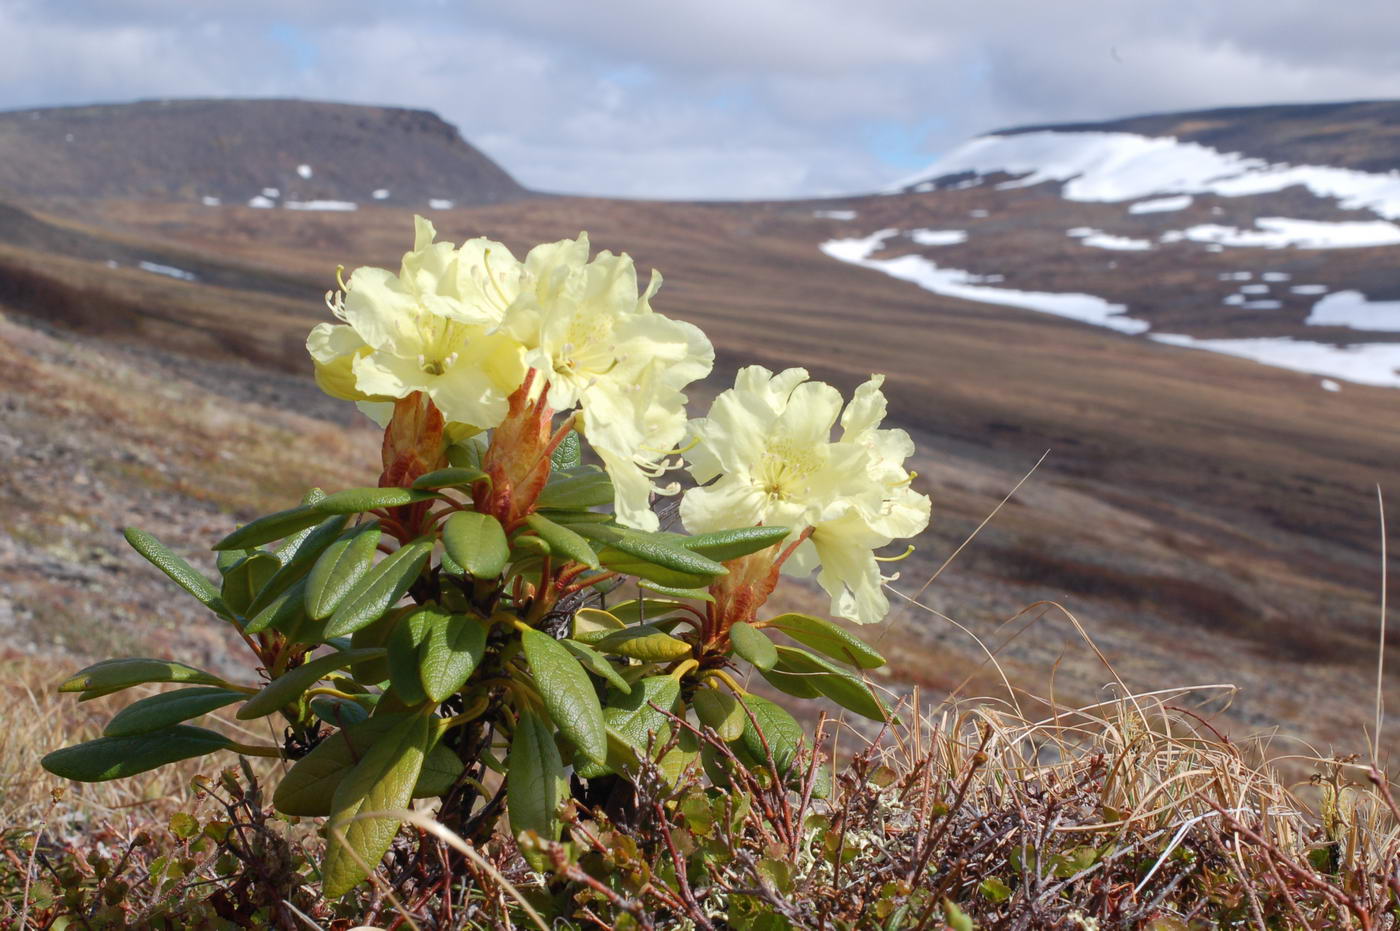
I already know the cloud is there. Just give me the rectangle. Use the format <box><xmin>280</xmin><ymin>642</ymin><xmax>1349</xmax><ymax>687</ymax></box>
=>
<box><xmin>4</xmin><ymin>0</ymin><xmax>1400</xmax><ymax>198</ymax></box>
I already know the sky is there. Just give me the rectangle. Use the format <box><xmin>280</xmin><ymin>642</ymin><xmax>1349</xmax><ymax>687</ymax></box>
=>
<box><xmin>6</xmin><ymin>1</ymin><xmax>1400</xmax><ymax>200</ymax></box>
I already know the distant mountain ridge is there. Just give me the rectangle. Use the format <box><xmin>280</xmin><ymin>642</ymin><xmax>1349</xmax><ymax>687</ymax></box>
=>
<box><xmin>0</xmin><ymin>98</ymin><xmax>529</xmax><ymax>208</ymax></box>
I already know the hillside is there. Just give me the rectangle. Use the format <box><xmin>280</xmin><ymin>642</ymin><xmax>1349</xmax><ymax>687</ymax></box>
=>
<box><xmin>0</xmin><ymin>98</ymin><xmax>528</xmax><ymax>208</ymax></box>
<box><xmin>3</xmin><ymin>98</ymin><xmax>1400</xmax><ymax>753</ymax></box>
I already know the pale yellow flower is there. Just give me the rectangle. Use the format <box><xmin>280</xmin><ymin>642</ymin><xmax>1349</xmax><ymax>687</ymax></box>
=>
<box><xmin>501</xmin><ymin>234</ymin><xmax>713</xmax><ymax>530</ymax></box>
<box><xmin>682</xmin><ymin>366</ymin><xmax>930</xmax><ymax>624</ymax></box>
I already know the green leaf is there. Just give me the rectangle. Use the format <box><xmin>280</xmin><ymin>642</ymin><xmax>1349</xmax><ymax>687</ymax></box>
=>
<box><xmin>593</xmin><ymin>625</ymin><xmax>693</xmax><ymax>662</ymax></box>
<box><xmin>507</xmin><ymin>709</ymin><xmax>568</xmax><ymax>844</ymax></box>
<box><xmin>692</xmin><ymin>687</ymin><xmax>745</xmax><ymax>741</ymax></box>
<box><xmin>410</xmin><ymin>466</ymin><xmax>488</xmax><ymax>491</ymax></box>
<box><xmin>678</xmin><ymin>526</ymin><xmax>790</xmax><ymax>563</ymax></box>
<box><xmin>103</xmin><ymin>687</ymin><xmax>244</xmax><ymax>738</ymax></box>
<box><xmin>536</xmin><ymin>469</ymin><xmax>612</xmax><ymax>509</ymax></box>
<box><xmin>523</xmin><ymin>514</ymin><xmax>600</xmax><ymax>568</ymax></box>
<box><xmin>213</xmin><ymin>505</ymin><xmax>325</xmax><ymax>551</ymax></box>
<box><xmin>322</xmin><ymin>714</ymin><xmax>431</xmax><ymax>898</ymax></box>
<box><xmin>536</xmin><ymin>509</ymin><xmax>614</xmax><ymax>525</ymax></box>
<box><xmin>979</xmin><ymin>877</ymin><xmax>1012</xmax><ymax>902</ymax></box>
<box><xmin>315</xmin><ymin>487</ymin><xmax>439</xmax><ymax>515</ymax></box>
<box><xmin>387</xmin><ymin>609</ymin><xmax>434</xmax><ymax>706</ymax></box>
<box><xmin>274</xmin><ymin>716</ymin><xmax>457</xmax><ymax>816</ymax></box>
<box><xmin>595</xmin><ymin>549</ymin><xmax>714</xmax><ymax>589</ymax></box>
<box><xmin>575</xmin><ymin>676</ymin><xmax>680</xmax><ymax>779</ymax></box>
<box><xmin>606</xmin><ymin>599</ymin><xmax>690</xmax><ymax>624</ymax></box>
<box><xmin>550</xmin><ymin>430</ymin><xmax>582</xmax><ymax>472</ymax></box>
<box><xmin>442</xmin><ymin>511</ymin><xmax>509</xmax><ymax>579</ymax></box>
<box><xmin>772</xmin><ymin>646</ymin><xmax>887</xmax><ymax>721</ymax></box>
<box><xmin>245</xmin><ymin>577</ymin><xmax>309</xmax><ymax>635</ymax></box>
<box><xmin>123</xmin><ymin>528</ymin><xmax>226</xmax><ymax>614</ymax></box>
<box><xmin>521</xmin><ymin>628</ymin><xmax>606</xmax><ymax>764</ymax></box>
<box><xmin>729</xmin><ymin>622</ymin><xmax>778</xmax><ymax>671</ymax></box>
<box><xmin>59</xmin><ymin>658</ymin><xmax>225</xmax><ymax>694</ymax></box>
<box><xmin>571</xmin><ymin>607</ymin><xmax>626</xmax><ymax>644</ymax></box>
<box><xmin>759</xmin><ymin>661</ymin><xmax>821</xmax><ymax>699</ymax></box>
<box><xmin>247</xmin><ymin>515</ymin><xmax>350</xmax><ymax>616</ymax></box>
<box><xmin>420</xmin><ymin>612</ymin><xmax>488</xmax><ymax>703</ymax></box>
<box><xmin>637</xmin><ymin>581</ymin><xmax>715</xmax><ymax>601</ymax></box>
<box><xmin>324</xmin><ymin>538</ymin><xmax>434</xmax><ymax>638</ymax></box>
<box><xmin>735</xmin><ymin>694</ymin><xmax>803</xmax><ymax>776</ymax></box>
<box><xmin>310</xmin><ymin>696</ymin><xmax>371</xmax><ymax>729</ymax></box>
<box><xmin>219</xmin><ymin>552</ymin><xmax>280</xmax><ymax>616</ymax></box>
<box><xmin>42</xmin><ymin>727</ymin><xmax>231</xmax><ymax>782</ymax></box>
<box><xmin>304</xmin><ymin>521</ymin><xmax>382</xmax><ymax>621</ymax></box>
<box><xmin>236</xmin><ymin>648</ymin><xmax>384</xmax><ymax>719</ymax></box>
<box><xmin>560</xmin><ymin>639</ymin><xmax>631</xmax><ymax>694</ymax></box>
<box><xmin>574</xmin><ymin>524</ymin><xmax>728</xmax><ymax>578</ymax></box>
<box><xmin>763</xmin><ymin>612</ymin><xmax>885</xmax><ymax>669</ymax></box>
<box><xmin>269</xmin><ymin>488</ymin><xmax>327</xmax><ymax>560</ymax></box>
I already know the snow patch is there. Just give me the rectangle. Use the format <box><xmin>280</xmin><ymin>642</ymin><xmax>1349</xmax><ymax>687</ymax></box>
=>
<box><xmin>1242</xmin><ymin>300</ymin><xmax>1282</xmax><ymax>310</ymax></box>
<box><xmin>1219</xmin><ymin>272</ymin><xmax>1253</xmax><ymax>281</ymax></box>
<box><xmin>814</xmin><ymin>209</ymin><xmax>857</xmax><ymax>220</ymax></box>
<box><xmin>138</xmin><ymin>261</ymin><xmax>197</xmax><ymax>282</ymax></box>
<box><xmin>285</xmin><ymin>200</ymin><xmax>358</xmax><ymax>212</ymax></box>
<box><xmin>909</xmin><ymin>229</ymin><xmax>967</xmax><ymax>246</ymax></box>
<box><xmin>248</xmin><ymin>196</ymin><xmax>275</xmax><ymax>208</ymax></box>
<box><xmin>372</xmin><ymin>189</ymin><xmax>390</xmax><ymax>200</ymax></box>
<box><xmin>200</xmin><ymin>196</ymin><xmax>221</xmax><ymax>206</ymax></box>
<box><xmin>428</xmin><ymin>198</ymin><xmax>455</xmax><ymax>210</ymax></box>
<box><xmin>1076</xmin><ymin>230</ymin><xmax>1153</xmax><ymax>251</ymax></box>
<box><xmin>1321</xmin><ymin>379</ymin><xmax>1342</xmax><ymax>392</ymax></box>
<box><xmin>1129</xmin><ymin>195</ymin><xmax>1193</xmax><ymax>214</ymax></box>
<box><xmin>1151</xmin><ymin>333</ymin><xmax>1400</xmax><ymax>387</ymax></box>
<box><xmin>297</xmin><ymin>163</ymin><xmax>313</xmax><ymax>179</ymax></box>
<box><xmin>1290</xmin><ymin>284</ymin><xmax>1328</xmax><ymax>295</ymax></box>
<box><xmin>1262</xmin><ymin>272</ymin><xmax>1291</xmax><ymax>282</ymax></box>
<box><xmin>898</xmin><ymin>131</ymin><xmax>1400</xmax><ymax>220</ymax></box>
<box><xmin>821</xmin><ymin>230</ymin><xmax>1147</xmax><ymax>334</ymax></box>
<box><xmin>1305</xmin><ymin>290</ymin><xmax>1400</xmax><ymax>332</ymax></box>
<box><xmin>1240</xmin><ymin>284</ymin><xmax>1269</xmax><ymax>294</ymax></box>
<box><xmin>1161</xmin><ymin>217</ymin><xmax>1400</xmax><ymax>249</ymax></box>
<box><xmin>261</xmin><ymin>187</ymin><xmax>280</xmax><ymax>198</ymax></box>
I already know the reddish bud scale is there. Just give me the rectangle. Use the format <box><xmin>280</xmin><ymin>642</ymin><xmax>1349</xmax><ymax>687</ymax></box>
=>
<box><xmin>378</xmin><ymin>392</ymin><xmax>449</xmax><ymax>538</ymax></box>
<box><xmin>475</xmin><ymin>372</ymin><xmax>558</xmax><ymax>531</ymax></box>
<box><xmin>708</xmin><ymin>550</ymin><xmax>782</xmax><ymax>642</ymax></box>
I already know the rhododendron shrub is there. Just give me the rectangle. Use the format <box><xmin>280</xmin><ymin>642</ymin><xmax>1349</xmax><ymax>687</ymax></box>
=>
<box><xmin>42</xmin><ymin>218</ymin><xmax>930</xmax><ymax>896</ymax></box>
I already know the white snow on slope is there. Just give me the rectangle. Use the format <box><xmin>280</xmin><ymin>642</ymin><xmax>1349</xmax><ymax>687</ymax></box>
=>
<box><xmin>138</xmin><ymin>261</ymin><xmax>197</xmax><ymax>282</ymax></box>
<box><xmin>821</xmin><ymin>230</ymin><xmax>1147</xmax><ymax>334</ymax></box>
<box><xmin>248</xmin><ymin>196</ymin><xmax>275</xmax><ymax>208</ymax></box>
<box><xmin>372</xmin><ymin>189</ymin><xmax>390</xmax><ymax>200</ymax></box>
<box><xmin>1129</xmin><ymin>195</ymin><xmax>1193</xmax><ymax>214</ymax></box>
<box><xmin>297</xmin><ymin>163</ymin><xmax>313</xmax><ymax>179</ymax></box>
<box><xmin>1072</xmin><ymin>230</ymin><xmax>1153</xmax><ymax>251</ymax></box>
<box><xmin>814</xmin><ymin>209</ymin><xmax>857</xmax><ymax>220</ymax></box>
<box><xmin>201</xmin><ymin>195</ymin><xmax>221</xmax><ymax>206</ymax></box>
<box><xmin>1305</xmin><ymin>291</ymin><xmax>1400</xmax><ymax>332</ymax></box>
<box><xmin>285</xmin><ymin>200</ymin><xmax>358</xmax><ymax>212</ymax></box>
<box><xmin>261</xmin><ymin>187</ymin><xmax>280</xmax><ymax>198</ymax></box>
<box><xmin>1151</xmin><ymin>334</ymin><xmax>1400</xmax><ymax>387</ymax></box>
<box><xmin>1291</xmin><ymin>284</ymin><xmax>1328</xmax><ymax>295</ymax></box>
<box><xmin>1160</xmin><ymin>217</ymin><xmax>1400</xmax><ymax>249</ymax></box>
<box><xmin>898</xmin><ymin>131</ymin><xmax>1400</xmax><ymax>220</ymax></box>
<box><xmin>909</xmin><ymin>229</ymin><xmax>967</xmax><ymax>245</ymax></box>
<box><xmin>429</xmin><ymin>198</ymin><xmax>455</xmax><ymax>210</ymax></box>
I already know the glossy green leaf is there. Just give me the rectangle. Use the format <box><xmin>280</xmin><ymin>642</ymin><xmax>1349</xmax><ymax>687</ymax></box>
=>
<box><xmin>244</xmin><ymin>577</ymin><xmax>309</xmax><ymax>635</ymax></box>
<box><xmin>410</xmin><ymin>467</ymin><xmax>488</xmax><ymax>491</ymax></box>
<box><xmin>123</xmin><ymin>528</ymin><xmax>226</xmax><ymax>614</ymax></box>
<box><xmin>304</xmin><ymin>521</ymin><xmax>382</xmax><ymax>621</ymax></box>
<box><xmin>315</xmin><ymin>487</ymin><xmax>439</xmax><ymax>515</ymax></box>
<box><xmin>759</xmin><ymin>660</ymin><xmax>822</xmax><ymax>699</ymax></box>
<box><xmin>729</xmin><ymin>621</ymin><xmax>778</xmax><ymax>671</ymax></box>
<box><xmin>324</xmin><ymin>538</ymin><xmax>433</xmax><ymax>638</ymax></box>
<box><xmin>213</xmin><ymin>505</ymin><xmax>324</xmax><ymax>552</ymax></box>
<box><xmin>763</xmin><ymin>612</ymin><xmax>885</xmax><ymax>669</ymax></box>
<box><xmin>270</xmin><ymin>488</ymin><xmax>327</xmax><ymax>559</ymax></box>
<box><xmin>420</xmin><ymin>613</ymin><xmax>487</xmax><ymax>702</ymax></box>
<box><xmin>735</xmin><ymin>693</ymin><xmax>803</xmax><ymax>776</ymax></box>
<box><xmin>773</xmin><ymin>646</ymin><xmax>886</xmax><ymax>721</ymax></box>
<box><xmin>678</xmin><ymin>526</ymin><xmax>790</xmax><ymax>563</ymax></box>
<box><xmin>309</xmin><ymin>695</ymin><xmax>372</xmax><ymax>729</ymax></box>
<box><xmin>575</xmin><ymin>676</ymin><xmax>680</xmax><ymax>779</ymax></box>
<box><xmin>322</xmin><ymin>713</ymin><xmax>431</xmax><ymax>898</ymax></box>
<box><xmin>236</xmin><ymin>648</ymin><xmax>384</xmax><ymax>719</ymax></box>
<box><xmin>219</xmin><ymin>552</ymin><xmax>279</xmax><ymax>616</ymax></box>
<box><xmin>523</xmin><ymin>514</ymin><xmax>600</xmax><ymax>568</ymax></box>
<box><xmin>560</xmin><ymin>639</ymin><xmax>631</xmax><ymax>694</ymax></box>
<box><xmin>59</xmin><ymin>658</ymin><xmax>225</xmax><ymax>694</ymax></box>
<box><xmin>42</xmin><ymin>726</ymin><xmax>231</xmax><ymax>782</ymax></box>
<box><xmin>595</xmin><ymin>549</ymin><xmax>713</xmax><ymax>589</ymax></box>
<box><xmin>387</xmin><ymin>608</ymin><xmax>435</xmax><ymax>706</ymax></box>
<box><xmin>442</xmin><ymin>511</ymin><xmax>509</xmax><ymax>579</ymax></box>
<box><xmin>570</xmin><ymin>607</ymin><xmax>625</xmax><ymax>644</ymax></box>
<box><xmin>637</xmin><ymin>581</ymin><xmax>715</xmax><ymax>601</ymax></box>
<box><xmin>605</xmin><ymin>599</ymin><xmax>690</xmax><ymax>624</ymax></box>
<box><xmin>274</xmin><ymin>716</ymin><xmax>457</xmax><ymax>816</ymax></box>
<box><xmin>507</xmin><ymin>709</ymin><xmax>567</xmax><ymax>844</ymax></box>
<box><xmin>692</xmin><ymin>686</ymin><xmax>745</xmax><ymax>741</ymax></box>
<box><xmin>593</xmin><ymin>625</ymin><xmax>692</xmax><ymax>662</ymax></box>
<box><xmin>247</xmin><ymin>515</ymin><xmax>350</xmax><ymax>616</ymax></box>
<box><xmin>573</xmin><ymin>524</ymin><xmax>727</xmax><ymax>578</ymax></box>
<box><xmin>549</xmin><ymin>430</ymin><xmax>582</xmax><ymax>471</ymax></box>
<box><xmin>536</xmin><ymin>469</ymin><xmax>612</xmax><ymax>509</ymax></box>
<box><xmin>103</xmin><ymin>687</ymin><xmax>244</xmax><ymax>738</ymax></box>
<box><xmin>521</xmin><ymin>628</ymin><xmax>606</xmax><ymax>764</ymax></box>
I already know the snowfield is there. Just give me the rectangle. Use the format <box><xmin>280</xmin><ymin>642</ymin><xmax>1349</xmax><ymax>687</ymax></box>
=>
<box><xmin>899</xmin><ymin>131</ymin><xmax>1400</xmax><ymax>220</ymax></box>
<box><xmin>1305</xmin><ymin>291</ymin><xmax>1400</xmax><ymax>332</ymax></box>
<box><xmin>1159</xmin><ymin>218</ymin><xmax>1400</xmax><ymax>249</ymax></box>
